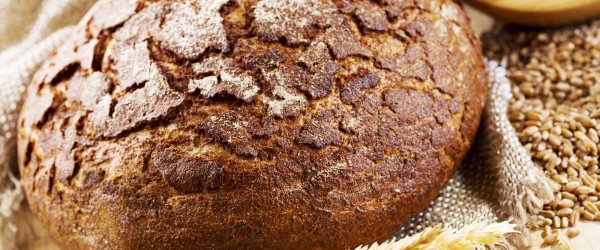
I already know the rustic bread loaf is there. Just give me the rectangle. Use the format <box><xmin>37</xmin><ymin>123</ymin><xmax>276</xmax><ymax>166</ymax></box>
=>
<box><xmin>17</xmin><ymin>0</ymin><xmax>486</xmax><ymax>249</ymax></box>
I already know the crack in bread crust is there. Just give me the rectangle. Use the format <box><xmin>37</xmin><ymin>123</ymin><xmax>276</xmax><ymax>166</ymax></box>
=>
<box><xmin>17</xmin><ymin>0</ymin><xmax>487</xmax><ymax>249</ymax></box>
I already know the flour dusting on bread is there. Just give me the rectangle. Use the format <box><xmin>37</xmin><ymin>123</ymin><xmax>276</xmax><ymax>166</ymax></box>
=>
<box><xmin>153</xmin><ymin>2</ymin><xmax>229</xmax><ymax>59</ymax></box>
<box><xmin>18</xmin><ymin>0</ymin><xmax>487</xmax><ymax>249</ymax></box>
<box><xmin>254</xmin><ymin>0</ymin><xmax>337</xmax><ymax>44</ymax></box>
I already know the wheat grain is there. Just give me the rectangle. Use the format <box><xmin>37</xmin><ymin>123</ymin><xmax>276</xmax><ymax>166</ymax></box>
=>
<box><xmin>583</xmin><ymin>200</ymin><xmax>599</xmax><ymax>214</ymax></box>
<box><xmin>561</xmin><ymin>216</ymin><xmax>569</xmax><ymax>228</ymax></box>
<box><xmin>558</xmin><ymin>199</ymin><xmax>575</xmax><ymax>208</ymax></box>
<box><xmin>543</xmin><ymin>233</ymin><xmax>558</xmax><ymax>244</ymax></box>
<box><xmin>577</xmin><ymin>186</ymin><xmax>594</xmax><ymax>195</ymax></box>
<box><xmin>486</xmin><ymin>19</ymin><xmax>600</xmax><ymax>247</ymax></box>
<box><xmin>566</xmin><ymin>228</ymin><xmax>580</xmax><ymax>238</ymax></box>
<box><xmin>557</xmin><ymin>208</ymin><xmax>573</xmax><ymax>217</ymax></box>
<box><xmin>561</xmin><ymin>191</ymin><xmax>577</xmax><ymax>201</ymax></box>
<box><xmin>564</xmin><ymin>181</ymin><xmax>580</xmax><ymax>192</ymax></box>
<box><xmin>583</xmin><ymin>210</ymin><xmax>594</xmax><ymax>220</ymax></box>
<box><xmin>569</xmin><ymin>209</ymin><xmax>580</xmax><ymax>226</ymax></box>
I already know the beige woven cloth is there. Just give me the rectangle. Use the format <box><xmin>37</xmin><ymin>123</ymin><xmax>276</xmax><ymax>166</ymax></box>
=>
<box><xmin>0</xmin><ymin>0</ymin><xmax>554</xmax><ymax>249</ymax></box>
<box><xmin>395</xmin><ymin>61</ymin><xmax>555</xmax><ymax>248</ymax></box>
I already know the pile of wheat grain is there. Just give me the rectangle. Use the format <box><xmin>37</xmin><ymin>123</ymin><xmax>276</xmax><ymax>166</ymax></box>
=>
<box><xmin>484</xmin><ymin>20</ymin><xmax>600</xmax><ymax>245</ymax></box>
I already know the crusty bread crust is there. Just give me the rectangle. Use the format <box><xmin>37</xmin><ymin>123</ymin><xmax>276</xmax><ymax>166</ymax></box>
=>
<box><xmin>17</xmin><ymin>0</ymin><xmax>486</xmax><ymax>249</ymax></box>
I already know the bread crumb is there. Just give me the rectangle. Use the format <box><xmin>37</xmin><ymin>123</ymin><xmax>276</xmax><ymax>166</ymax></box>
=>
<box><xmin>112</xmin><ymin>41</ymin><xmax>159</xmax><ymax>89</ymax></box>
<box><xmin>96</xmin><ymin>76</ymin><xmax>184</xmax><ymax>137</ymax></box>
<box><xmin>191</xmin><ymin>56</ymin><xmax>259</xmax><ymax>102</ymax></box>
<box><xmin>297</xmin><ymin>42</ymin><xmax>339</xmax><ymax>98</ymax></box>
<box><xmin>268</xmin><ymin>85</ymin><xmax>307</xmax><ymax>118</ymax></box>
<box><xmin>188</xmin><ymin>76</ymin><xmax>218</xmax><ymax>96</ymax></box>
<box><xmin>67</xmin><ymin>72</ymin><xmax>112</xmax><ymax>110</ymax></box>
<box><xmin>152</xmin><ymin>2</ymin><xmax>229</xmax><ymax>59</ymax></box>
<box><xmin>89</xmin><ymin>0</ymin><xmax>138</xmax><ymax>33</ymax></box>
<box><xmin>219</xmin><ymin>69</ymin><xmax>259</xmax><ymax>102</ymax></box>
<box><xmin>353</xmin><ymin>1</ymin><xmax>389</xmax><ymax>31</ymax></box>
<box><xmin>378</xmin><ymin>43</ymin><xmax>430</xmax><ymax>80</ymax></box>
<box><xmin>254</xmin><ymin>0</ymin><xmax>337</xmax><ymax>45</ymax></box>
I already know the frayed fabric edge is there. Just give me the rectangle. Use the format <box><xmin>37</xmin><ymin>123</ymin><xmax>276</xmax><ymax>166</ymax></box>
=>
<box><xmin>485</xmin><ymin>60</ymin><xmax>555</xmax><ymax>248</ymax></box>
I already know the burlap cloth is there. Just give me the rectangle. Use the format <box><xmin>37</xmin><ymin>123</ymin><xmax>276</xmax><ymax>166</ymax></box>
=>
<box><xmin>0</xmin><ymin>1</ymin><xmax>555</xmax><ymax>249</ymax></box>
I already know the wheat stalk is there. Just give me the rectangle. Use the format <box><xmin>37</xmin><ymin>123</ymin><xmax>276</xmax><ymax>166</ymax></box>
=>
<box><xmin>356</xmin><ymin>220</ymin><xmax>518</xmax><ymax>250</ymax></box>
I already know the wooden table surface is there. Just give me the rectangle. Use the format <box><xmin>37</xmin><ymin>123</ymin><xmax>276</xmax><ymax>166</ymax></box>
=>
<box><xmin>465</xmin><ymin>0</ymin><xmax>600</xmax><ymax>26</ymax></box>
<box><xmin>528</xmin><ymin>221</ymin><xmax>600</xmax><ymax>249</ymax></box>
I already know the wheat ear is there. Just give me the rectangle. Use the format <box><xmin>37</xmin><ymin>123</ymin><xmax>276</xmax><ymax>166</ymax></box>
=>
<box><xmin>356</xmin><ymin>220</ymin><xmax>518</xmax><ymax>250</ymax></box>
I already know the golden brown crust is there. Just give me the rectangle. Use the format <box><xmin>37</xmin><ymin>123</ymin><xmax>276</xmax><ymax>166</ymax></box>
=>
<box><xmin>17</xmin><ymin>0</ymin><xmax>486</xmax><ymax>249</ymax></box>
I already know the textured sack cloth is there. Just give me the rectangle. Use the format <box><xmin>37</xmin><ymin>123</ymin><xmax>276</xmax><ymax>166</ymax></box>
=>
<box><xmin>0</xmin><ymin>1</ymin><xmax>554</xmax><ymax>249</ymax></box>
<box><xmin>0</xmin><ymin>0</ymin><xmax>96</xmax><ymax>248</ymax></box>
<box><xmin>393</xmin><ymin>61</ymin><xmax>555</xmax><ymax>248</ymax></box>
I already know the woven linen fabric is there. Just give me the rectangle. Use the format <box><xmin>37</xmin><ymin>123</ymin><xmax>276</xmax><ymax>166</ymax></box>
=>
<box><xmin>0</xmin><ymin>0</ymin><xmax>96</xmax><ymax>248</ymax></box>
<box><xmin>396</xmin><ymin>61</ymin><xmax>555</xmax><ymax>248</ymax></box>
<box><xmin>0</xmin><ymin>1</ymin><xmax>555</xmax><ymax>249</ymax></box>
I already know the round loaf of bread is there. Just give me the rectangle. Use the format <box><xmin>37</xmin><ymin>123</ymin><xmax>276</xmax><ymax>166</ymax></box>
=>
<box><xmin>18</xmin><ymin>0</ymin><xmax>486</xmax><ymax>249</ymax></box>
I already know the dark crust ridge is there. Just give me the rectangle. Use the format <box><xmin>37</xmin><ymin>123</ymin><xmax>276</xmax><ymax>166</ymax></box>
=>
<box><xmin>153</xmin><ymin>144</ymin><xmax>224</xmax><ymax>192</ymax></box>
<box><xmin>17</xmin><ymin>0</ymin><xmax>487</xmax><ymax>249</ymax></box>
